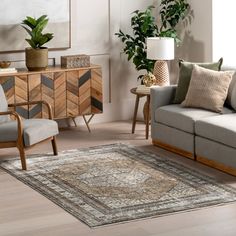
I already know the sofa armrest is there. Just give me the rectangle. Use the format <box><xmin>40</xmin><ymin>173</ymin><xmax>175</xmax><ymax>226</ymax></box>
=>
<box><xmin>150</xmin><ymin>85</ymin><xmax>177</xmax><ymax>119</ymax></box>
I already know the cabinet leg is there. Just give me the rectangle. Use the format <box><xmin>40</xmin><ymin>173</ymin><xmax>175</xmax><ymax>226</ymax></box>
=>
<box><xmin>71</xmin><ymin>117</ymin><xmax>77</xmax><ymax>127</ymax></box>
<box><xmin>83</xmin><ymin>114</ymin><xmax>95</xmax><ymax>132</ymax></box>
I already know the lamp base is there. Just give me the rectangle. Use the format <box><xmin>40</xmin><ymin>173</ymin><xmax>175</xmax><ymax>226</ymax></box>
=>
<box><xmin>153</xmin><ymin>60</ymin><xmax>170</xmax><ymax>86</ymax></box>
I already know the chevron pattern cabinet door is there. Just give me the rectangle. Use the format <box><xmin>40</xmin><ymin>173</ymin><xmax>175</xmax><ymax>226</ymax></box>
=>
<box><xmin>66</xmin><ymin>70</ymin><xmax>79</xmax><ymax>117</ymax></box>
<box><xmin>28</xmin><ymin>74</ymin><xmax>42</xmax><ymax>119</ymax></box>
<box><xmin>91</xmin><ymin>68</ymin><xmax>103</xmax><ymax>113</ymax></box>
<box><xmin>79</xmin><ymin>69</ymin><xmax>91</xmax><ymax>115</ymax></box>
<box><xmin>41</xmin><ymin>73</ymin><xmax>54</xmax><ymax>119</ymax></box>
<box><xmin>54</xmin><ymin>72</ymin><xmax>66</xmax><ymax>118</ymax></box>
<box><xmin>15</xmin><ymin>75</ymin><xmax>28</xmax><ymax>119</ymax></box>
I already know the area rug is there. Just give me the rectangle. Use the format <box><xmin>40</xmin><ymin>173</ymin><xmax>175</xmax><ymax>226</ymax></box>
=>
<box><xmin>1</xmin><ymin>143</ymin><xmax>236</xmax><ymax>227</ymax></box>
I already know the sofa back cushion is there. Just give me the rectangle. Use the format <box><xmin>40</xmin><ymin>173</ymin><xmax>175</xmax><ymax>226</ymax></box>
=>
<box><xmin>173</xmin><ymin>58</ymin><xmax>223</xmax><ymax>104</ymax></box>
<box><xmin>182</xmin><ymin>65</ymin><xmax>233</xmax><ymax>113</ymax></box>
<box><xmin>222</xmin><ymin>66</ymin><xmax>236</xmax><ymax>111</ymax></box>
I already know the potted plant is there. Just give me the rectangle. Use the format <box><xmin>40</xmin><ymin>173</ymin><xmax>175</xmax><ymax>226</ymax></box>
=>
<box><xmin>21</xmin><ymin>15</ymin><xmax>54</xmax><ymax>71</ymax></box>
<box><xmin>116</xmin><ymin>0</ymin><xmax>190</xmax><ymax>81</ymax></box>
<box><xmin>116</xmin><ymin>6</ymin><xmax>158</xmax><ymax>80</ymax></box>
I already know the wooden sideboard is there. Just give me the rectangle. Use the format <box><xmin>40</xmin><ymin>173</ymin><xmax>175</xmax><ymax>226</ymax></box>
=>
<box><xmin>0</xmin><ymin>65</ymin><xmax>103</xmax><ymax>120</ymax></box>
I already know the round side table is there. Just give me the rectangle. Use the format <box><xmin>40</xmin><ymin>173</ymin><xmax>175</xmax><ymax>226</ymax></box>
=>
<box><xmin>130</xmin><ymin>87</ymin><xmax>150</xmax><ymax>139</ymax></box>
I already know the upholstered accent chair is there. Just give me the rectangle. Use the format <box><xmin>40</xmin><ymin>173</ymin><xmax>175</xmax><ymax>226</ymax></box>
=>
<box><xmin>0</xmin><ymin>85</ymin><xmax>59</xmax><ymax>170</ymax></box>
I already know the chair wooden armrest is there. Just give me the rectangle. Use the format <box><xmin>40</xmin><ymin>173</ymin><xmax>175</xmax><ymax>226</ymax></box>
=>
<box><xmin>0</xmin><ymin>111</ymin><xmax>23</xmax><ymax>141</ymax></box>
<box><xmin>8</xmin><ymin>100</ymin><xmax>53</xmax><ymax>119</ymax></box>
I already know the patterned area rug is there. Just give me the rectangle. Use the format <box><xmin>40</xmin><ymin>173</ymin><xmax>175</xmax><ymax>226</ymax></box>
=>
<box><xmin>1</xmin><ymin>143</ymin><xmax>236</xmax><ymax>227</ymax></box>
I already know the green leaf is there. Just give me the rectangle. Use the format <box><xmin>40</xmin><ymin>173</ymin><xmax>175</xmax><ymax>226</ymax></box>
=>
<box><xmin>128</xmin><ymin>52</ymin><xmax>134</xmax><ymax>60</ymax></box>
<box><xmin>36</xmin><ymin>15</ymin><xmax>48</xmax><ymax>24</ymax></box>
<box><xmin>21</xmin><ymin>25</ymin><xmax>32</xmax><ymax>37</ymax></box>
<box><xmin>23</xmin><ymin>16</ymin><xmax>37</xmax><ymax>29</ymax></box>
<box><xmin>35</xmin><ymin>18</ymin><xmax>49</xmax><ymax>35</ymax></box>
<box><xmin>25</xmin><ymin>39</ymin><xmax>36</xmax><ymax>48</ymax></box>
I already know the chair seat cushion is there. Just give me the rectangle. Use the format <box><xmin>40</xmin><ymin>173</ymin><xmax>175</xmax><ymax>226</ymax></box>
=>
<box><xmin>154</xmin><ymin>104</ymin><xmax>234</xmax><ymax>133</ymax></box>
<box><xmin>0</xmin><ymin>119</ymin><xmax>59</xmax><ymax>146</ymax></box>
<box><xmin>195</xmin><ymin>114</ymin><xmax>236</xmax><ymax>149</ymax></box>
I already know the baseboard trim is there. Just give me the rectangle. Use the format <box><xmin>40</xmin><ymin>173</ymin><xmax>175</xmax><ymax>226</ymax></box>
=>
<box><xmin>152</xmin><ymin>139</ymin><xmax>194</xmax><ymax>160</ymax></box>
<box><xmin>197</xmin><ymin>156</ymin><xmax>236</xmax><ymax>177</ymax></box>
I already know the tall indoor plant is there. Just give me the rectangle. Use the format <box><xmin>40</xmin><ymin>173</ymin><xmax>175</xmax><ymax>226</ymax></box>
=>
<box><xmin>116</xmin><ymin>0</ymin><xmax>190</xmax><ymax>80</ymax></box>
<box><xmin>21</xmin><ymin>15</ymin><xmax>54</xmax><ymax>71</ymax></box>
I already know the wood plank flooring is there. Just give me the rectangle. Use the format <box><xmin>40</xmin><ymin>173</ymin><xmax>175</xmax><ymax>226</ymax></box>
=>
<box><xmin>0</xmin><ymin>121</ymin><xmax>236</xmax><ymax>236</ymax></box>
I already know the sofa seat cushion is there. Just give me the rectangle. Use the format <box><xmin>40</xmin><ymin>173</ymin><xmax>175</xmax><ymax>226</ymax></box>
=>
<box><xmin>0</xmin><ymin>119</ymin><xmax>59</xmax><ymax>146</ymax></box>
<box><xmin>195</xmin><ymin>114</ymin><xmax>236</xmax><ymax>149</ymax></box>
<box><xmin>155</xmin><ymin>104</ymin><xmax>234</xmax><ymax>133</ymax></box>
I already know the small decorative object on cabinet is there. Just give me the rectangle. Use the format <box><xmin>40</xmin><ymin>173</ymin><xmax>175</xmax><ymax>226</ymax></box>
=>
<box><xmin>0</xmin><ymin>61</ymin><xmax>11</xmax><ymax>68</ymax></box>
<box><xmin>0</xmin><ymin>67</ymin><xmax>17</xmax><ymax>74</ymax></box>
<box><xmin>21</xmin><ymin>15</ymin><xmax>54</xmax><ymax>71</ymax></box>
<box><xmin>61</xmin><ymin>54</ymin><xmax>90</xmax><ymax>69</ymax></box>
<box><xmin>142</xmin><ymin>72</ymin><xmax>156</xmax><ymax>87</ymax></box>
<box><xmin>0</xmin><ymin>65</ymin><xmax>103</xmax><ymax>131</ymax></box>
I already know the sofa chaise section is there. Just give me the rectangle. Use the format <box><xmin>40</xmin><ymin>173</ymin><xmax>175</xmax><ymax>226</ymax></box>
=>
<box><xmin>151</xmin><ymin>86</ymin><xmax>233</xmax><ymax>159</ymax></box>
<box><xmin>151</xmin><ymin>85</ymin><xmax>236</xmax><ymax>176</ymax></box>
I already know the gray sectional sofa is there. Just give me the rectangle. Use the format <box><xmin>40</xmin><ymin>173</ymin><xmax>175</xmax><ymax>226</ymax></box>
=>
<box><xmin>150</xmin><ymin>67</ymin><xmax>236</xmax><ymax>176</ymax></box>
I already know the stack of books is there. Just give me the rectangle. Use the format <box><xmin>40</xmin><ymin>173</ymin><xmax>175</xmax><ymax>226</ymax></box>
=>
<box><xmin>136</xmin><ymin>85</ymin><xmax>151</xmax><ymax>93</ymax></box>
<box><xmin>0</xmin><ymin>68</ymin><xmax>17</xmax><ymax>74</ymax></box>
<box><xmin>136</xmin><ymin>85</ymin><xmax>160</xmax><ymax>94</ymax></box>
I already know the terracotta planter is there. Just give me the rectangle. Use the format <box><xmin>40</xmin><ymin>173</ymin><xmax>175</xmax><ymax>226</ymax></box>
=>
<box><xmin>25</xmin><ymin>47</ymin><xmax>48</xmax><ymax>71</ymax></box>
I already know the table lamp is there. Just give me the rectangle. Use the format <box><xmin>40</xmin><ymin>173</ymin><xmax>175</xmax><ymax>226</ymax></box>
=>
<box><xmin>146</xmin><ymin>37</ymin><xmax>174</xmax><ymax>86</ymax></box>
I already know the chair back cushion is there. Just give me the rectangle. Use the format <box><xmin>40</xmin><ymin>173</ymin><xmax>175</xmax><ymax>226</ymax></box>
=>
<box><xmin>0</xmin><ymin>85</ymin><xmax>10</xmax><ymax>123</ymax></box>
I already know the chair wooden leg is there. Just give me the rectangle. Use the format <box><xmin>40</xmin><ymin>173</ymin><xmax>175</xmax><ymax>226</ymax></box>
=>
<box><xmin>17</xmin><ymin>145</ymin><xmax>27</xmax><ymax>170</ymax></box>
<box><xmin>51</xmin><ymin>136</ymin><xmax>58</xmax><ymax>155</ymax></box>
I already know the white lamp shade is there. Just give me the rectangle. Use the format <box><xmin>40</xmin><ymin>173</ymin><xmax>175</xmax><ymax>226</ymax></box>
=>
<box><xmin>146</xmin><ymin>37</ymin><xmax>175</xmax><ymax>60</ymax></box>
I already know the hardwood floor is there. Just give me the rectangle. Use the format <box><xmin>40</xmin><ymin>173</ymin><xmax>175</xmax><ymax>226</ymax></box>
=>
<box><xmin>0</xmin><ymin>121</ymin><xmax>236</xmax><ymax>236</ymax></box>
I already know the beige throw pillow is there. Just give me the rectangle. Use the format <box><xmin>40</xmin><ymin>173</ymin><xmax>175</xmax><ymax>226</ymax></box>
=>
<box><xmin>182</xmin><ymin>65</ymin><xmax>233</xmax><ymax>113</ymax></box>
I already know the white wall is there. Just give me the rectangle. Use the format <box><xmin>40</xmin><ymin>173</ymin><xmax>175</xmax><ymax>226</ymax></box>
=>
<box><xmin>184</xmin><ymin>0</ymin><xmax>213</xmax><ymax>62</ymax></box>
<box><xmin>212</xmin><ymin>0</ymin><xmax>236</xmax><ymax>65</ymax></box>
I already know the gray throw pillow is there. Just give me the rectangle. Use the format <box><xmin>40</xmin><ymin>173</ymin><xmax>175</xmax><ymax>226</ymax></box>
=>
<box><xmin>173</xmin><ymin>58</ymin><xmax>223</xmax><ymax>104</ymax></box>
<box><xmin>226</xmin><ymin>71</ymin><xmax>236</xmax><ymax>110</ymax></box>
